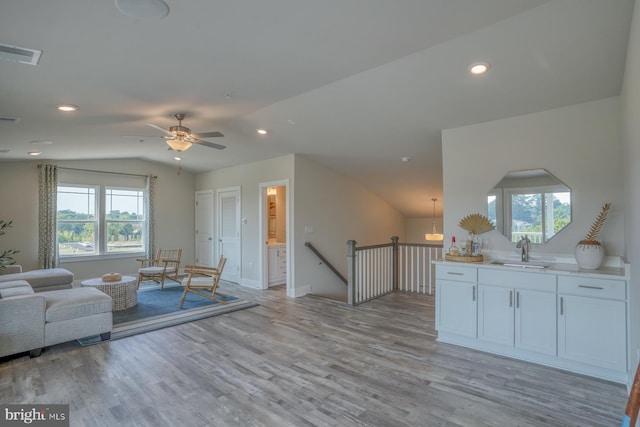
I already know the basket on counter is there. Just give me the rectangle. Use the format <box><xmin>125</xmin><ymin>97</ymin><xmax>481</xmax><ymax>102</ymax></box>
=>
<box><xmin>445</xmin><ymin>254</ymin><xmax>484</xmax><ymax>263</ymax></box>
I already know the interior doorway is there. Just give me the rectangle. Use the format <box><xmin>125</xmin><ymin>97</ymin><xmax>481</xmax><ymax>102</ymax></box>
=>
<box><xmin>259</xmin><ymin>180</ymin><xmax>290</xmax><ymax>295</ymax></box>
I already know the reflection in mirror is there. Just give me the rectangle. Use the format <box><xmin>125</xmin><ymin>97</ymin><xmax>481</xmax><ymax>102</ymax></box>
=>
<box><xmin>488</xmin><ymin>169</ymin><xmax>571</xmax><ymax>244</ymax></box>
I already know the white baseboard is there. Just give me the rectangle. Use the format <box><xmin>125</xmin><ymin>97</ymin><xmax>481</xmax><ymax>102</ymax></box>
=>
<box><xmin>239</xmin><ymin>277</ymin><xmax>261</xmax><ymax>289</ymax></box>
<box><xmin>293</xmin><ymin>285</ymin><xmax>311</xmax><ymax>297</ymax></box>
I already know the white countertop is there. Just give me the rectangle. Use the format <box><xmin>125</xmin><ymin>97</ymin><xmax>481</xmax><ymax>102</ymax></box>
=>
<box><xmin>433</xmin><ymin>252</ymin><xmax>629</xmax><ymax>279</ymax></box>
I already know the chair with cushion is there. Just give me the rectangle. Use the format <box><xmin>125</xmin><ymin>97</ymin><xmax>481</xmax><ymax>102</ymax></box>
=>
<box><xmin>136</xmin><ymin>248</ymin><xmax>182</xmax><ymax>290</ymax></box>
<box><xmin>179</xmin><ymin>256</ymin><xmax>227</xmax><ymax>308</ymax></box>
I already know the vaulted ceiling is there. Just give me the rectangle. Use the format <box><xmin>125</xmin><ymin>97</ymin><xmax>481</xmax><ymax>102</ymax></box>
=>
<box><xmin>0</xmin><ymin>0</ymin><xmax>634</xmax><ymax>216</ymax></box>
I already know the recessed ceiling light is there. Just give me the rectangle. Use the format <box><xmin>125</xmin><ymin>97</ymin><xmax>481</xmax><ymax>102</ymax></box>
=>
<box><xmin>257</xmin><ymin>129</ymin><xmax>268</xmax><ymax>135</ymax></box>
<box><xmin>28</xmin><ymin>151</ymin><xmax>41</xmax><ymax>156</ymax></box>
<box><xmin>57</xmin><ymin>104</ymin><xmax>78</xmax><ymax>112</ymax></box>
<box><xmin>469</xmin><ymin>62</ymin><xmax>490</xmax><ymax>75</ymax></box>
<box><xmin>30</xmin><ymin>140</ymin><xmax>54</xmax><ymax>145</ymax></box>
<box><xmin>401</xmin><ymin>156</ymin><xmax>410</xmax><ymax>162</ymax></box>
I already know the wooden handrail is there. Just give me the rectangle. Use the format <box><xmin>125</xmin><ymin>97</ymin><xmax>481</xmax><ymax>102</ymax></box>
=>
<box><xmin>305</xmin><ymin>242</ymin><xmax>347</xmax><ymax>285</ymax></box>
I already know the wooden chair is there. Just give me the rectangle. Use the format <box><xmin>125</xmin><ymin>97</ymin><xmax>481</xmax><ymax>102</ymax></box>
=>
<box><xmin>179</xmin><ymin>256</ymin><xmax>227</xmax><ymax>308</ymax></box>
<box><xmin>622</xmin><ymin>362</ymin><xmax>640</xmax><ymax>427</ymax></box>
<box><xmin>136</xmin><ymin>248</ymin><xmax>182</xmax><ymax>290</ymax></box>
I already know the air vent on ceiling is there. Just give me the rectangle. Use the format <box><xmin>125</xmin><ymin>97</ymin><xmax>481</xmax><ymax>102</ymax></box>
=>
<box><xmin>0</xmin><ymin>117</ymin><xmax>20</xmax><ymax>124</ymax></box>
<box><xmin>0</xmin><ymin>43</ymin><xmax>42</xmax><ymax>65</ymax></box>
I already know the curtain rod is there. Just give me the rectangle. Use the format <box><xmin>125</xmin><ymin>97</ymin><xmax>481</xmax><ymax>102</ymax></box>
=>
<box><xmin>38</xmin><ymin>164</ymin><xmax>157</xmax><ymax>179</ymax></box>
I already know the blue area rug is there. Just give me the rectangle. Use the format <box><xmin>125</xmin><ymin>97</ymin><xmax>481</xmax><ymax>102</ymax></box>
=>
<box><xmin>79</xmin><ymin>281</ymin><xmax>257</xmax><ymax>343</ymax></box>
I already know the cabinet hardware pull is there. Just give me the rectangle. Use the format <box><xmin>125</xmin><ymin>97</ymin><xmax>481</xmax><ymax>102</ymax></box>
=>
<box><xmin>560</xmin><ymin>297</ymin><xmax>564</xmax><ymax>315</ymax></box>
<box><xmin>472</xmin><ymin>286</ymin><xmax>476</xmax><ymax>302</ymax></box>
<box><xmin>516</xmin><ymin>291</ymin><xmax>520</xmax><ymax>309</ymax></box>
<box><xmin>509</xmin><ymin>290</ymin><xmax>513</xmax><ymax>307</ymax></box>
<box><xmin>447</xmin><ymin>272</ymin><xmax>464</xmax><ymax>276</ymax></box>
<box><xmin>578</xmin><ymin>285</ymin><xmax>604</xmax><ymax>290</ymax></box>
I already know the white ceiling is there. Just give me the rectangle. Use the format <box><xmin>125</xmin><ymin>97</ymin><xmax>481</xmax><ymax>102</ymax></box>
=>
<box><xmin>0</xmin><ymin>0</ymin><xmax>634</xmax><ymax>217</ymax></box>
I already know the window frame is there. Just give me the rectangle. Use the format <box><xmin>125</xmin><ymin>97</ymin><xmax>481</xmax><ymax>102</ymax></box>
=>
<box><xmin>57</xmin><ymin>184</ymin><xmax>147</xmax><ymax>259</ymax></box>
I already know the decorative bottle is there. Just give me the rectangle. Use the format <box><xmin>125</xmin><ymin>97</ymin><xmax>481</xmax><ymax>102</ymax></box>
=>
<box><xmin>448</xmin><ymin>236</ymin><xmax>459</xmax><ymax>256</ymax></box>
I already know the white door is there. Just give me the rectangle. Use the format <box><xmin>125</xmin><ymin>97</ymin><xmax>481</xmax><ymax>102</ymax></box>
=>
<box><xmin>195</xmin><ymin>190</ymin><xmax>214</xmax><ymax>266</ymax></box>
<box><xmin>436</xmin><ymin>280</ymin><xmax>477</xmax><ymax>338</ymax></box>
<box><xmin>477</xmin><ymin>284</ymin><xmax>514</xmax><ymax>347</ymax></box>
<box><xmin>217</xmin><ymin>187</ymin><xmax>241</xmax><ymax>283</ymax></box>
<box><xmin>515</xmin><ymin>289</ymin><xmax>556</xmax><ymax>355</ymax></box>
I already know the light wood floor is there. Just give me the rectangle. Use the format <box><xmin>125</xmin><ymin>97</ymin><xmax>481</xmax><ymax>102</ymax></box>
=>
<box><xmin>0</xmin><ymin>283</ymin><xmax>628</xmax><ymax>426</ymax></box>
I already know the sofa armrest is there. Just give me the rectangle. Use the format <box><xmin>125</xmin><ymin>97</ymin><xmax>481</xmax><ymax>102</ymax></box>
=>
<box><xmin>0</xmin><ymin>294</ymin><xmax>46</xmax><ymax>358</ymax></box>
<box><xmin>0</xmin><ymin>265</ymin><xmax>23</xmax><ymax>275</ymax></box>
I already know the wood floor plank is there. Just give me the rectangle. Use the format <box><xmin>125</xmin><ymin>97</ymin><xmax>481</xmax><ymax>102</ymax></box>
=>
<box><xmin>0</xmin><ymin>283</ymin><xmax>628</xmax><ymax>426</ymax></box>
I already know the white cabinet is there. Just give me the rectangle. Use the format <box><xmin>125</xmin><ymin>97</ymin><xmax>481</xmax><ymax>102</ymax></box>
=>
<box><xmin>477</xmin><ymin>269</ymin><xmax>556</xmax><ymax>356</ymax></box>
<box><xmin>436</xmin><ymin>265</ymin><xmax>477</xmax><ymax>338</ymax></box>
<box><xmin>435</xmin><ymin>262</ymin><xmax>629</xmax><ymax>383</ymax></box>
<box><xmin>557</xmin><ymin>276</ymin><xmax>627</xmax><ymax>373</ymax></box>
<box><xmin>268</xmin><ymin>244</ymin><xmax>286</xmax><ymax>285</ymax></box>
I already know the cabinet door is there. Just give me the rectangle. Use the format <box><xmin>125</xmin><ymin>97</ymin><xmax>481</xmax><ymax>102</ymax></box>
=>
<box><xmin>437</xmin><ymin>280</ymin><xmax>477</xmax><ymax>338</ymax></box>
<box><xmin>515</xmin><ymin>290</ymin><xmax>556</xmax><ymax>356</ymax></box>
<box><xmin>478</xmin><ymin>285</ymin><xmax>514</xmax><ymax>347</ymax></box>
<box><xmin>558</xmin><ymin>294</ymin><xmax>626</xmax><ymax>372</ymax></box>
<box><xmin>268</xmin><ymin>247</ymin><xmax>278</xmax><ymax>282</ymax></box>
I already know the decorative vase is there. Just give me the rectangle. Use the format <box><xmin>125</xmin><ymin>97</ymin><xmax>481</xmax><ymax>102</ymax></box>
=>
<box><xmin>575</xmin><ymin>242</ymin><xmax>604</xmax><ymax>269</ymax></box>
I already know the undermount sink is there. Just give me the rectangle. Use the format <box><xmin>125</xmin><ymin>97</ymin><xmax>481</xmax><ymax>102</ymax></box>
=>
<box><xmin>490</xmin><ymin>260</ymin><xmax>550</xmax><ymax>269</ymax></box>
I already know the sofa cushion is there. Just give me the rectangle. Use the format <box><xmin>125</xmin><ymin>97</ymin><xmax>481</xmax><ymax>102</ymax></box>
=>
<box><xmin>0</xmin><ymin>284</ymin><xmax>35</xmax><ymax>299</ymax></box>
<box><xmin>0</xmin><ymin>268</ymin><xmax>74</xmax><ymax>291</ymax></box>
<box><xmin>42</xmin><ymin>288</ymin><xmax>112</xmax><ymax>323</ymax></box>
<box><xmin>0</xmin><ymin>280</ymin><xmax>33</xmax><ymax>298</ymax></box>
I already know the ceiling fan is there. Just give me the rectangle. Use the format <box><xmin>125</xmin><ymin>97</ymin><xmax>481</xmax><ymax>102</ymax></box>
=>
<box><xmin>130</xmin><ymin>113</ymin><xmax>226</xmax><ymax>152</ymax></box>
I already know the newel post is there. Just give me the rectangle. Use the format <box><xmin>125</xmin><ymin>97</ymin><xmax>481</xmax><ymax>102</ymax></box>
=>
<box><xmin>347</xmin><ymin>240</ymin><xmax>357</xmax><ymax>306</ymax></box>
<box><xmin>391</xmin><ymin>236</ymin><xmax>399</xmax><ymax>290</ymax></box>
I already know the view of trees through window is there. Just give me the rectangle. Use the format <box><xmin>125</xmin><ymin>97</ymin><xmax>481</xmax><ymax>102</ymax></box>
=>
<box><xmin>488</xmin><ymin>192</ymin><xmax>571</xmax><ymax>243</ymax></box>
<box><xmin>57</xmin><ymin>186</ymin><xmax>145</xmax><ymax>256</ymax></box>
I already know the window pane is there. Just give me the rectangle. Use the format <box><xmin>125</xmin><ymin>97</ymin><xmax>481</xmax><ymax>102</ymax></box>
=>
<box><xmin>105</xmin><ymin>188</ymin><xmax>145</xmax><ymax>253</ymax></box>
<box><xmin>58</xmin><ymin>222</ymin><xmax>96</xmax><ymax>255</ymax></box>
<box><xmin>57</xmin><ymin>186</ymin><xmax>97</xmax><ymax>255</ymax></box>
<box><xmin>511</xmin><ymin>193</ymin><xmax>542</xmax><ymax>243</ymax></box>
<box><xmin>57</xmin><ymin>186</ymin><xmax>96</xmax><ymax>219</ymax></box>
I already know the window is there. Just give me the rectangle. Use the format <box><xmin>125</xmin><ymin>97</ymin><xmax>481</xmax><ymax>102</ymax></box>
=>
<box><xmin>105</xmin><ymin>188</ymin><xmax>145</xmax><ymax>253</ymax></box>
<box><xmin>57</xmin><ymin>185</ymin><xmax>146</xmax><ymax>257</ymax></box>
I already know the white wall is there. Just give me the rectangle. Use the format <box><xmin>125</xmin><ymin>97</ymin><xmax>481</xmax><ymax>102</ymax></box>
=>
<box><xmin>293</xmin><ymin>155</ymin><xmax>406</xmax><ymax>300</ymax></box>
<box><xmin>0</xmin><ymin>159</ymin><xmax>195</xmax><ymax>281</ymax></box>
<box><xmin>622</xmin><ymin>0</ymin><xmax>640</xmax><ymax>388</ymax></box>
<box><xmin>442</xmin><ymin>97</ymin><xmax>625</xmax><ymax>258</ymax></box>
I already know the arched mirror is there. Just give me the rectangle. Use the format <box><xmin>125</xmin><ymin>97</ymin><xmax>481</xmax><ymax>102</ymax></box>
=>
<box><xmin>487</xmin><ymin>169</ymin><xmax>571</xmax><ymax>244</ymax></box>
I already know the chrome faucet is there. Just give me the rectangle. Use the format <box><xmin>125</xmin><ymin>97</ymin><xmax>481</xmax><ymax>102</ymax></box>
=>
<box><xmin>516</xmin><ymin>235</ymin><xmax>530</xmax><ymax>262</ymax></box>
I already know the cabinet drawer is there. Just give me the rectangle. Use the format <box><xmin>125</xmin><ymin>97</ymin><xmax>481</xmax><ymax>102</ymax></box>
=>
<box><xmin>478</xmin><ymin>269</ymin><xmax>555</xmax><ymax>292</ymax></box>
<box><xmin>436</xmin><ymin>264</ymin><xmax>477</xmax><ymax>283</ymax></box>
<box><xmin>557</xmin><ymin>276</ymin><xmax>626</xmax><ymax>300</ymax></box>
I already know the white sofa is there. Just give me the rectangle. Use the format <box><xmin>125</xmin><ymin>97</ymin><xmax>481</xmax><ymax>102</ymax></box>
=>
<box><xmin>0</xmin><ymin>267</ymin><xmax>113</xmax><ymax>358</ymax></box>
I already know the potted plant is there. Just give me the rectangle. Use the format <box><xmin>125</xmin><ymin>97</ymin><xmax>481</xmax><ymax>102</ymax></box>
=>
<box><xmin>575</xmin><ymin>203</ymin><xmax>610</xmax><ymax>269</ymax></box>
<box><xmin>0</xmin><ymin>219</ymin><xmax>19</xmax><ymax>270</ymax></box>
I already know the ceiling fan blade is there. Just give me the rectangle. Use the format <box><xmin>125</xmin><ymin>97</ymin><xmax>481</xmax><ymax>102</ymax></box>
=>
<box><xmin>192</xmin><ymin>138</ymin><xmax>226</xmax><ymax>150</ymax></box>
<box><xmin>123</xmin><ymin>135</ymin><xmax>165</xmax><ymax>139</ymax></box>
<box><xmin>145</xmin><ymin>122</ymin><xmax>174</xmax><ymax>136</ymax></box>
<box><xmin>192</xmin><ymin>131</ymin><xmax>224</xmax><ymax>138</ymax></box>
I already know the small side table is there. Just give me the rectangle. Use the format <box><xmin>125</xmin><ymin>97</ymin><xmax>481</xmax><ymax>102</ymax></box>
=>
<box><xmin>81</xmin><ymin>275</ymin><xmax>137</xmax><ymax>312</ymax></box>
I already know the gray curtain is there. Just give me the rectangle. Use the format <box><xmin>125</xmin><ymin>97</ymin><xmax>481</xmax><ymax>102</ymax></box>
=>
<box><xmin>145</xmin><ymin>174</ymin><xmax>157</xmax><ymax>259</ymax></box>
<box><xmin>38</xmin><ymin>164</ymin><xmax>58</xmax><ymax>268</ymax></box>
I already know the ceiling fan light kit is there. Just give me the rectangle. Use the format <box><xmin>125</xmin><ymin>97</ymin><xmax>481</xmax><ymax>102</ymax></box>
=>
<box><xmin>140</xmin><ymin>113</ymin><xmax>226</xmax><ymax>152</ymax></box>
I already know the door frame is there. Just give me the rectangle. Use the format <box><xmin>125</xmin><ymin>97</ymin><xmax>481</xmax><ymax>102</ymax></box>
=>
<box><xmin>259</xmin><ymin>179</ymin><xmax>291</xmax><ymax>296</ymax></box>
<box><xmin>216</xmin><ymin>186</ymin><xmax>241</xmax><ymax>283</ymax></box>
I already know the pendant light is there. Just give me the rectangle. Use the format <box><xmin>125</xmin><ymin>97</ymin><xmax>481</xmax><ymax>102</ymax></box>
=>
<box><xmin>425</xmin><ymin>198</ymin><xmax>444</xmax><ymax>241</ymax></box>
